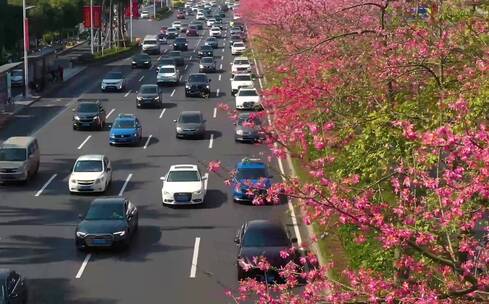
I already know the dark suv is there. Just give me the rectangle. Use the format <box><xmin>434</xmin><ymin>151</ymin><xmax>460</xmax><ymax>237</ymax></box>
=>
<box><xmin>173</xmin><ymin>37</ymin><xmax>188</xmax><ymax>51</ymax></box>
<box><xmin>198</xmin><ymin>45</ymin><xmax>214</xmax><ymax>58</ymax></box>
<box><xmin>185</xmin><ymin>73</ymin><xmax>211</xmax><ymax>98</ymax></box>
<box><xmin>73</xmin><ymin>100</ymin><xmax>106</xmax><ymax>130</ymax></box>
<box><xmin>136</xmin><ymin>84</ymin><xmax>162</xmax><ymax>108</ymax></box>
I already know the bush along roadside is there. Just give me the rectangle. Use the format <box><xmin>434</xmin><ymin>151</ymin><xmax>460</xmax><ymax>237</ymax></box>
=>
<box><xmin>155</xmin><ymin>7</ymin><xmax>172</xmax><ymax>20</ymax></box>
<box><xmin>78</xmin><ymin>43</ymin><xmax>139</xmax><ymax>64</ymax></box>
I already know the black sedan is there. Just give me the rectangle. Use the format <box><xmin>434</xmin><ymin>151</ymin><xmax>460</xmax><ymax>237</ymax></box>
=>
<box><xmin>173</xmin><ymin>37</ymin><xmax>188</xmax><ymax>51</ymax></box>
<box><xmin>0</xmin><ymin>269</ymin><xmax>28</xmax><ymax>304</ymax></box>
<box><xmin>167</xmin><ymin>51</ymin><xmax>185</xmax><ymax>66</ymax></box>
<box><xmin>204</xmin><ymin>37</ymin><xmax>219</xmax><ymax>49</ymax></box>
<box><xmin>198</xmin><ymin>45</ymin><xmax>214</xmax><ymax>58</ymax></box>
<box><xmin>131</xmin><ymin>53</ymin><xmax>151</xmax><ymax>69</ymax></box>
<box><xmin>185</xmin><ymin>73</ymin><xmax>211</xmax><ymax>98</ymax></box>
<box><xmin>235</xmin><ymin>220</ymin><xmax>297</xmax><ymax>282</ymax></box>
<box><xmin>72</xmin><ymin>100</ymin><xmax>106</xmax><ymax>130</ymax></box>
<box><xmin>76</xmin><ymin>197</ymin><xmax>138</xmax><ymax>251</ymax></box>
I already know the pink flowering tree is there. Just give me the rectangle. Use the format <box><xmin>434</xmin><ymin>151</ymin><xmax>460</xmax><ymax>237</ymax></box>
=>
<box><xmin>212</xmin><ymin>0</ymin><xmax>489</xmax><ymax>302</ymax></box>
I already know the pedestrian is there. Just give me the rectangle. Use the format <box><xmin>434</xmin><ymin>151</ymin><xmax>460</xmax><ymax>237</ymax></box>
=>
<box><xmin>57</xmin><ymin>65</ymin><xmax>63</xmax><ymax>82</ymax></box>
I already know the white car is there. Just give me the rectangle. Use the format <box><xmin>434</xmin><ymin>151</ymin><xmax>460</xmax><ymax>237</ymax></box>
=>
<box><xmin>161</xmin><ymin>164</ymin><xmax>207</xmax><ymax>205</ymax></box>
<box><xmin>206</xmin><ymin>18</ymin><xmax>216</xmax><ymax>27</ymax></box>
<box><xmin>172</xmin><ymin>21</ymin><xmax>182</xmax><ymax>30</ymax></box>
<box><xmin>209</xmin><ymin>26</ymin><xmax>222</xmax><ymax>37</ymax></box>
<box><xmin>101</xmin><ymin>71</ymin><xmax>125</xmax><ymax>91</ymax></box>
<box><xmin>233</xmin><ymin>13</ymin><xmax>241</xmax><ymax>19</ymax></box>
<box><xmin>140</xmin><ymin>10</ymin><xmax>149</xmax><ymax>18</ymax></box>
<box><xmin>231</xmin><ymin>41</ymin><xmax>246</xmax><ymax>55</ymax></box>
<box><xmin>157</xmin><ymin>65</ymin><xmax>180</xmax><ymax>85</ymax></box>
<box><xmin>235</xmin><ymin>87</ymin><xmax>262</xmax><ymax>110</ymax></box>
<box><xmin>69</xmin><ymin>155</ymin><xmax>112</xmax><ymax>193</ymax></box>
<box><xmin>196</xmin><ymin>12</ymin><xmax>206</xmax><ymax>20</ymax></box>
<box><xmin>230</xmin><ymin>73</ymin><xmax>254</xmax><ymax>95</ymax></box>
<box><xmin>231</xmin><ymin>57</ymin><xmax>252</xmax><ymax>75</ymax></box>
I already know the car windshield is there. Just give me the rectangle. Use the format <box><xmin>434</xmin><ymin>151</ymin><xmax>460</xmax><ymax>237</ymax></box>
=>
<box><xmin>141</xmin><ymin>86</ymin><xmax>157</xmax><ymax>94</ymax></box>
<box><xmin>167</xmin><ymin>170</ymin><xmax>200</xmax><ymax>182</ymax></box>
<box><xmin>235</xmin><ymin>60</ymin><xmax>250</xmax><ymax>65</ymax></box>
<box><xmin>242</xmin><ymin>226</ymin><xmax>290</xmax><ymax>247</ymax></box>
<box><xmin>175</xmin><ymin>38</ymin><xmax>187</xmax><ymax>43</ymax></box>
<box><xmin>238</xmin><ymin>90</ymin><xmax>258</xmax><ymax>96</ymax></box>
<box><xmin>234</xmin><ymin>43</ymin><xmax>244</xmax><ymax>47</ymax></box>
<box><xmin>74</xmin><ymin>160</ymin><xmax>103</xmax><ymax>172</ymax></box>
<box><xmin>234</xmin><ymin>75</ymin><xmax>251</xmax><ymax>81</ymax></box>
<box><xmin>167</xmin><ymin>28</ymin><xmax>177</xmax><ymax>32</ymax></box>
<box><xmin>231</xmin><ymin>36</ymin><xmax>241</xmax><ymax>40</ymax></box>
<box><xmin>189</xmin><ymin>74</ymin><xmax>208</xmax><ymax>82</ymax></box>
<box><xmin>113</xmin><ymin>119</ymin><xmax>135</xmax><ymax>129</ymax></box>
<box><xmin>238</xmin><ymin>116</ymin><xmax>260</xmax><ymax>126</ymax></box>
<box><xmin>105</xmin><ymin>72</ymin><xmax>122</xmax><ymax>80</ymax></box>
<box><xmin>77</xmin><ymin>103</ymin><xmax>99</xmax><ymax>113</ymax></box>
<box><xmin>206</xmin><ymin>38</ymin><xmax>216</xmax><ymax>42</ymax></box>
<box><xmin>201</xmin><ymin>46</ymin><xmax>213</xmax><ymax>50</ymax></box>
<box><xmin>159</xmin><ymin>59</ymin><xmax>175</xmax><ymax>65</ymax></box>
<box><xmin>237</xmin><ymin>167</ymin><xmax>267</xmax><ymax>179</ymax></box>
<box><xmin>169</xmin><ymin>52</ymin><xmax>181</xmax><ymax>57</ymax></box>
<box><xmin>180</xmin><ymin>114</ymin><xmax>201</xmax><ymax>123</ymax></box>
<box><xmin>144</xmin><ymin>40</ymin><xmax>157</xmax><ymax>45</ymax></box>
<box><xmin>201</xmin><ymin>58</ymin><xmax>213</xmax><ymax>63</ymax></box>
<box><xmin>85</xmin><ymin>203</ymin><xmax>125</xmax><ymax>220</ymax></box>
<box><xmin>0</xmin><ymin>148</ymin><xmax>26</xmax><ymax>161</ymax></box>
<box><xmin>159</xmin><ymin>68</ymin><xmax>175</xmax><ymax>73</ymax></box>
<box><xmin>134</xmin><ymin>54</ymin><xmax>149</xmax><ymax>61</ymax></box>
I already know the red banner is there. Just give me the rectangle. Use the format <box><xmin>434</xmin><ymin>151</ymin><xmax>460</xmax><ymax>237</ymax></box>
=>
<box><xmin>83</xmin><ymin>5</ymin><xmax>102</xmax><ymax>28</ymax></box>
<box><xmin>24</xmin><ymin>18</ymin><xmax>29</xmax><ymax>51</ymax></box>
<box><xmin>125</xmin><ymin>0</ymin><xmax>140</xmax><ymax>18</ymax></box>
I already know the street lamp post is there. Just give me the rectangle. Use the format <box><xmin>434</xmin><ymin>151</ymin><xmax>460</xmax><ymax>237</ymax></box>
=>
<box><xmin>90</xmin><ymin>0</ymin><xmax>94</xmax><ymax>55</ymax></box>
<box><xmin>153</xmin><ymin>0</ymin><xmax>156</xmax><ymax>18</ymax></box>
<box><xmin>130</xmin><ymin>0</ymin><xmax>133</xmax><ymax>42</ymax></box>
<box><xmin>22</xmin><ymin>2</ymin><xmax>35</xmax><ymax>97</ymax></box>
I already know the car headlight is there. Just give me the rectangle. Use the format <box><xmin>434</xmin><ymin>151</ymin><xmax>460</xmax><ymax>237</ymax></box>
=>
<box><xmin>137</xmin><ymin>96</ymin><xmax>143</xmax><ymax>100</ymax></box>
<box><xmin>113</xmin><ymin>231</ymin><xmax>126</xmax><ymax>236</ymax></box>
<box><xmin>76</xmin><ymin>231</ymin><xmax>87</xmax><ymax>237</ymax></box>
<box><xmin>144</xmin><ymin>61</ymin><xmax>149</xmax><ymax>64</ymax></box>
<box><xmin>176</xmin><ymin>127</ymin><xmax>183</xmax><ymax>132</ymax></box>
<box><xmin>95</xmin><ymin>177</ymin><xmax>103</xmax><ymax>184</ymax></box>
<box><xmin>133</xmin><ymin>132</ymin><xmax>138</xmax><ymax>137</ymax></box>
<box><xmin>132</xmin><ymin>61</ymin><xmax>136</xmax><ymax>64</ymax></box>
<box><xmin>206</xmin><ymin>85</ymin><xmax>210</xmax><ymax>89</ymax></box>
<box><xmin>193</xmin><ymin>190</ymin><xmax>202</xmax><ymax>195</ymax></box>
<box><xmin>70</xmin><ymin>179</ymin><xmax>77</xmax><ymax>183</ymax></box>
<box><xmin>92</xmin><ymin>116</ymin><xmax>99</xmax><ymax>120</ymax></box>
<box><xmin>185</xmin><ymin>43</ymin><xmax>188</xmax><ymax>46</ymax></box>
<box><xmin>163</xmin><ymin>191</ymin><xmax>170</xmax><ymax>195</ymax></box>
<box><xmin>185</xmin><ymin>85</ymin><xmax>190</xmax><ymax>89</ymax></box>
<box><xmin>199</xmin><ymin>64</ymin><xmax>204</xmax><ymax>68</ymax></box>
<box><xmin>154</xmin><ymin>96</ymin><xmax>160</xmax><ymax>100</ymax></box>
<box><xmin>74</xmin><ymin>115</ymin><xmax>80</xmax><ymax>120</ymax></box>
<box><xmin>236</xmin><ymin>129</ymin><xmax>244</xmax><ymax>135</ymax></box>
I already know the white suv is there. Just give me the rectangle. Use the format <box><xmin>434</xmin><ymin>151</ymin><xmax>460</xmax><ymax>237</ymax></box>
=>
<box><xmin>235</xmin><ymin>87</ymin><xmax>262</xmax><ymax>110</ymax></box>
<box><xmin>209</xmin><ymin>26</ymin><xmax>222</xmax><ymax>37</ymax></box>
<box><xmin>69</xmin><ymin>155</ymin><xmax>112</xmax><ymax>193</ymax></box>
<box><xmin>161</xmin><ymin>165</ymin><xmax>207</xmax><ymax>205</ymax></box>
<box><xmin>231</xmin><ymin>41</ymin><xmax>246</xmax><ymax>55</ymax></box>
<box><xmin>157</xmin><ymin>65</ymin><xmax>180</xmax><ymax>85</ymax></box>
<box><xmin>230</xmin><ymin>73</ymin><xmax>254</xmax><ymax>95</ymax></box>
<box><xmin>231</xmin><ymin>57</ymin><xmax>252</xmax><ymax>75</ymax></box>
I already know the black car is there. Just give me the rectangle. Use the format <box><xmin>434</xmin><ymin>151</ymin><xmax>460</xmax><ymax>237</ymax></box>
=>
<box><xmin>235</xmin><ymin>220</ymin><xmax>297</xmax><ymax>282</ymax></box>
<box><xmin>185</xmin><ymin>73</ymin><xmax>211</xmax><ymax>98</ymax></box>
<box><xmin>199</xmin><ymin>57</ymin><xmax>217</xmax><ymax>73</ymax></box>
<box><xmin>131</xmin><ymin>53</ymin><xmax>151</xmax><ymax>69</ymax></box>
<box><xmin>174</xmin><ymin>111</ymin><xmax>206</xmax><ymax>138</ymax></box>
<box><xmin>136</xmin><ymin>84</ymin><xmax>162</xmax><ymax>108</ymax></box>
<box><xmin>73</xmin><ymin>100</ymin><xmax>106</xmax><ymax>130</ymax></box>
<box><xmin>167</xmin><ymin>51</ymin><xmax>185</xmax><ymax>66</ymax></box>
<box><xmin>204</xmin><ymin>37</ymin><xmax>219</xmax><ymax>49</ymax></box>
<box><xmin>0</xmin><ymin>269</ymin><xmax>28</xmax><ymax>304</ymax></box>
<box><xmin>76</xmin><ymin>197</ymin><xmax>139</xmax><ymax>251</ymax></box>
<box><xmin>219</xmin><ymin>4</ymin><xmax>229</xmax><ymax>12</ymax></box>
<box><xmin>191</xmin><ymin>21</ymin><xmax>204</xmax><ymax>30</ymax></box>
<box><xmin>173</xmin><ymin>37</ymin><xmax>188</xmax><ymax>51</ymax></box>
<box><xmin>198</xmin><ymin>45</ymin><xmax>214</xmax><ymax>58</ymax></box>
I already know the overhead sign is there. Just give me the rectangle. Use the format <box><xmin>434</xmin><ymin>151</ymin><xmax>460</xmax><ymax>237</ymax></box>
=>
<box><xmin>83</xmin><ymin>5</ymin><xmax>102</xmax><ymax>28</ymax></box>
<box><xmin>125</xmin><ymin>0</ymin><xmax>140</xmax><ymax>18</ymax></box>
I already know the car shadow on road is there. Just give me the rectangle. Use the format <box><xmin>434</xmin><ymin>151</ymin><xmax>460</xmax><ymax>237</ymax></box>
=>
<box><xmin>205</xmin><ymin>130</ymin><xmax>222</xmax><ymax>140</ymax></box>
<box><xmin>200</xmin><ymin>189</ymin><xmax>227</xmax><ymax>209</ymax></box>
<box><xmin>28</xmin><ymin>278</ymin><xmax>118</xmax><ymax>304</ymax></box>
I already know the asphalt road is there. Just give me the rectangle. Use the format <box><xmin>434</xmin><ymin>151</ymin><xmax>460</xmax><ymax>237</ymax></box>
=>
<box><xmin>0</xmin><ymin>10</ymin><xmax>298</xmax><ymax>304</ymax></box>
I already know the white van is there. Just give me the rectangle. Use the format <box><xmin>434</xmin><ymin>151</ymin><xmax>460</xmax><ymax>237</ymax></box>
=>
<box><xmin>0</xmin><ymin>136</ymin><xmax>40</xmax><ymax>182</ymax></box>
<box><xmin>142</xmin><ymin>35</ymin><xmax>160</xmax><ymax>55</ymax></box>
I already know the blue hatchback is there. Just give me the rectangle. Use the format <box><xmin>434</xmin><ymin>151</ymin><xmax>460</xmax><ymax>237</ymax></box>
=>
<box><xmin>232</xmin><ymin>158</ymin><xmax>272</xmax><ymax>202</ymax></box>
<box><xmin>109</xmin><ymin>114</ymin><xmax>142</xmax><ymax>146</ymax></box>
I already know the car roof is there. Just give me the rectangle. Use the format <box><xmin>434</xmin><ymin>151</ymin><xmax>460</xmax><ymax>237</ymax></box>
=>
<box><xmin>116</xmin><ymin>113</ymin><xmax>136</xmax><ymax>119</ymax></box>
<box><xmin>180</xmin><ymin>110</ymin><xmax>202</xmax><ymax>116</ymax></box>
<box><xmin>237</xmin><ymin>158</ymin><xmax>266</xmax><ymax>169</ymax></box>
<box><xmin>189</xmin><ymin>73</ymin><xmax>207</xmax><ymax>77</ymax></box>
<box><xmin>169</xmin><ymin>164</ymin><xmax>199</xmax><ymax>171</ymax></box>
<box><xmin>234</xmin><ymin>73</ymin><xmax>252</xmax><ymax>77</ymax></box>
<box><xmin>245</xmin><ymin>220</ymin><xmax>283</xmax><ymax>232</ymax></box>
<box><xmin>159</xmin><ymin>65</ymin><xmax>176</xmax><ymax>69</ymax></box>
<box><xmin>91</xmin><ymin>197</ymin><xmax>125</xmax><ymax>205</ymax></box>
<box><xmin>2</xmin><ymin>136</ymin><xmax>36</xmax><ymax>148</ymax></box>
<box><xmin>234</xmin><ymin>56</ymin><xmax>249</xmax><ymax>61</ymax></box>
<box><xmin>141</xmin><ymin>84</ymin><xmax>158</xmax><ymax>88</ymax></box>
<box><xmin>76</xmin><ymin>154</ymin><xmax>104</xmax><ymax>161</ymax></box>
<box><xmin>201</xmin><ymin>57</ymin><xmax>214</xmax><ymax>61</ymax></box>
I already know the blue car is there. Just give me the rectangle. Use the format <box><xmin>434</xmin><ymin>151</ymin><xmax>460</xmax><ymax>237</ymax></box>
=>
<box><xmin>109</xmin><ymin>114</ymin><xmax>142</xmax><ymax>146</ymax></box>
<box><xmin>232</xmin><ymin>158</ymin><xmax>273</xmax><ymax>202</ymax></box>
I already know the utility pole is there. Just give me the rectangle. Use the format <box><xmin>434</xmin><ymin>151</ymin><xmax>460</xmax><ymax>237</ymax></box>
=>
<box><xmin>90</xmin><ymin>0</ymin><xmax>94</xmax><ymax>54</ymax></box>
<box><xmin>130</xmin><ymin>0</ymin><xmax>133</xmax><ymax>42</ymax></box>
<box><xmin>153</xmin><ymin>0</ymin><xmax>156</xmax><ymax>18</ymax></box>
<box><xmin>22</xmin><ymin>2</ymin><xmax>35</xmax><ymax>97</ymax></box>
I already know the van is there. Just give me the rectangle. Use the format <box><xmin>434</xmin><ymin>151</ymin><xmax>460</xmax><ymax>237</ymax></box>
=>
<box><xmin>0</xmin><ymin>137</ymin><xmax>40</xmax><ymax>182</ymax></box>
<box><xmin>142</xmin><ymin>35</ymin><xmax>160</xmax><ymax>55</ymax></box>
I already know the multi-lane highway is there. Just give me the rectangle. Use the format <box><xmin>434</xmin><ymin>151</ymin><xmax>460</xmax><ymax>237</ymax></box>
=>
<box><xmin>0</xmin><ymin>8</ymin><xmax>299</xmax><ymax>304</ymax></box>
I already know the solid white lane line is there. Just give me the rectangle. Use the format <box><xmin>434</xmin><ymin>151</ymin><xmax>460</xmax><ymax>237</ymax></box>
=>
<box><xmin>159</xmin><ymin>108</ymin><xmax>166</xmax><ymax>119</ymax></box>
<box><xmin>189</xmin><ymin>237</ymin><xmax>201</xmax><ymax>278</ymax></box>
<box><xmin>208</xmin><ymin>133</ymin><xmax>214</xmax><ymax>149</ymax></box>
<box><xmin>190</xmin><ymin>56</ymin><xmax>193</xmax><ymax>60</ymax></box>
<box><xmin>34</xmin><ymin>174</ymin><xmax>57</xmax><ymax>197</ymax></box>
<box><xmin>124</xmin><ymin>90</ymin><xmax>131</xmax><ymax>97</ymax></box>
<box><xmin>277</xmin><ymin>155</ymin><xmax>303</xmax><ymax>248</ymax></box>
<box><xmin>216</xmin><ymin>88</ymin><xmax>220</xmax><ymax>97</ymax></box>
<box><xmin>222</xmin><ymin>48</ymin><xmax>225</xmax><ymax>53</ymax></box>
<box><xmin>221</xmin><ymin>55</ymin><xmax>224</xmax><ymax>60</ymax></box>
<box><xmin>218</xmin><ymin>74</ymin><xmax>221</xmax><ymax>81</ymax></box>
<box><xmin>77</xmin><ymin>135</ymin><xmax>92</xmax><ymax>150</ymax></box>
<box><xmin>179</xmin><ymin>75</ymin><xmax>183</xmax><ymax>81</ymax></box>
<box><xmin>106</xmin><ymin>108</ymin><xmax>116</xmax><ymax>118</ymax></box>
<box><xmin>171</xmin><ymin>89</ymin><xmax>176</xmax><ymax>97</ymax></box>
<box><xmin>143</xmin><ymin>135</ymin><xmax>153</xmax><ymax>149</ymax></box>
<box><xmin>258</xmin><ymin>78</ymin><xmax>263</xmax><ymax>89</ymax></box>
<box><xmin>213</xmin><ymin>107</ymin><xmax>217</xmax><ymax>118</ymax></box>
<box><xmin>185</xmin><ymin>64</ymin><xmax>188</xmax><ymax>70</ymax></box>
<box><xmin>75</xmin><ymin>253</ymin><xmax>92</xmax><ymax>279</ymax></box>
<box><xmin>219</xmin><ymin>63</ymin><xmax>222</xmax><ymax>70</ymax></box>
<box><xmin>158</xmin><ymin>56</ymin><xmax>162</xmax><ymax>61</ymax></box>
<box><xmin>138</xmin><ymin>75</ymin><xmax>144</xmax><ymax>82</ymax></box>
<box><xmin>118</xmin><ymin>173</ymin><xmax>133</xmax><ymax>196</ymax></box>
<box><xmin>56</xmin><ymin>98</ymin><xmax>61</xmax><ymax>102</ymax></box>
<box><xmin>203</xmin><ymin>173</ymin><xmax>209</xmax><ymax>190</ymax></box>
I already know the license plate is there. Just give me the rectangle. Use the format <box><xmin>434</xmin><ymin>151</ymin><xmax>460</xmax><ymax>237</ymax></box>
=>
<box><xmin>79</xmin><ymin>186</ymin><xmax>92</xmax><ymax>190</ymax></box>
<box><xmin>92</xmin><ymin>239</ymin><xmax>107</xmax><ymax>245</ymax></box>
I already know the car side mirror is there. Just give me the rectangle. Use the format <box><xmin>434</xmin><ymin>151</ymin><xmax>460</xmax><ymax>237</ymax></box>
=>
<box><xmin>173</xmin><ymin>119</ymin><xmax>177</xmax><ymax>123</ymax></box>
<box><xmin>202</xmin><ymin>175</ymin><xmax>208</xmax><ymax>180</ymax></box>
<box><xmin>160</xmin><ymin>176</ymin><xmax>166</xmax><ymax>181</ymax></box>
<box><xmin>106</xmin><ymin>167</ymin><xmax>111</xmax><ymax>172</ymax></box>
